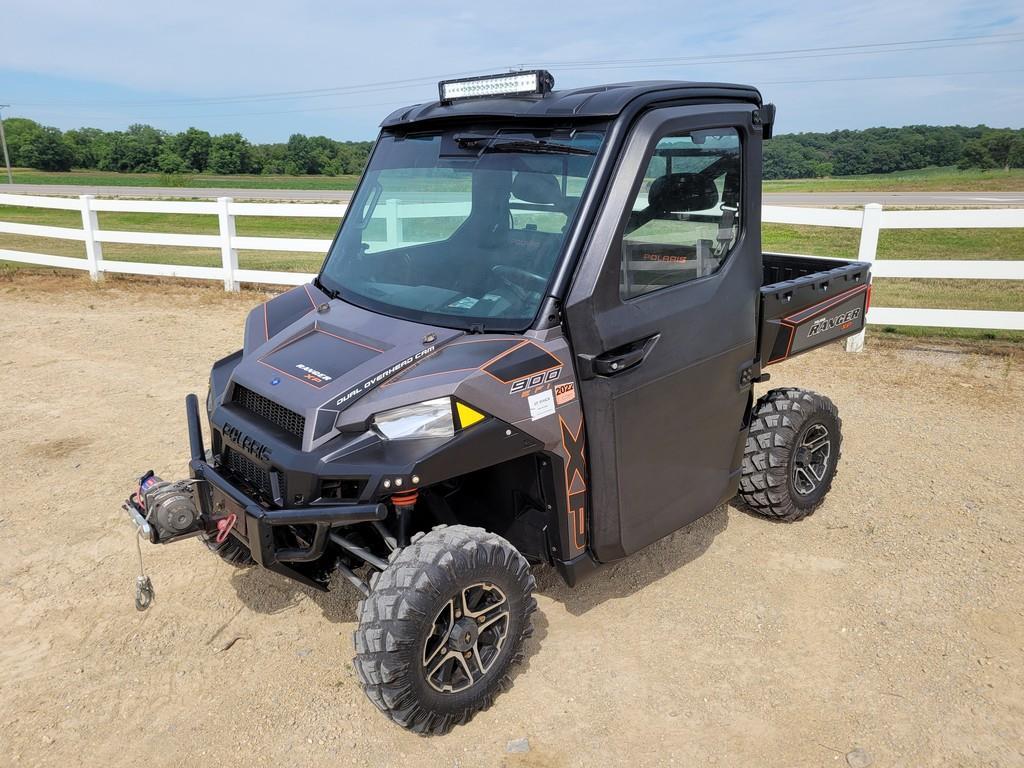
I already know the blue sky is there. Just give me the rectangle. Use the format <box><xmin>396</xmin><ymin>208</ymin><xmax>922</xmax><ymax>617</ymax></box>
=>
<box><xmin>2</xmin><ymin>0</ymin><xmax>1022</xmax><ymax>142</ymax></box>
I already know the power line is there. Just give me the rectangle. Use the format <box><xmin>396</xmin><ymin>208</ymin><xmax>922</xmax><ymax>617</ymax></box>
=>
<box><xmin>760</xmin><ymin>67</ymin><xmax>1024</xmax><ymax>86</ymax></box>
<box><xmin>529</xmin><ymin>31</ymin><xmax>1024</xmax><ymax>67</ymax></box>
<box><xmin>15</xmin><ymin>67</ymin><xmax>1019</xmax><ymax>124</ymax></box>
<box><xmin>12</xmin><ymin>71</ymin><xmax>491</xmax><ymax>108</ymax></box>
<box><xmin>536</xmin><ymin>37</ymin><xmax>1024</xmax><ymax>73</ymax></box>
<box><xmin>10</xmin><ymin>31</ymin><xmax>1024</xmax><ymax>110</ymax></box>
<box><xmin>21</xmin><ymin>98</ymin><xmax>408</xmax><ymax>122</ymax></box>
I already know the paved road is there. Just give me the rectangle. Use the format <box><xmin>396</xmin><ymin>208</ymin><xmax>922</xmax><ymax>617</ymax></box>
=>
<box><xmin>2</xmin><ymin>183</ymin><xmax>1023</xmax><ymax>206</ymax></box>
<box><xmin>764</xmin><ymin>191</ymin><xmax>1024</xmax><ymax>206</ymax></box>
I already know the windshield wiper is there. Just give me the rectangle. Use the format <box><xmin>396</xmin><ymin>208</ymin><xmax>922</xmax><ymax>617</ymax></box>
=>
<box><xmin>314</xmin><ymin>275</ymin><xmax>340</xmax><ymax>300</ymax></box>
<box><xmin>454</xmin><ymin>135</ymin><xmax>595</xmax><ymax>156</ymax></box>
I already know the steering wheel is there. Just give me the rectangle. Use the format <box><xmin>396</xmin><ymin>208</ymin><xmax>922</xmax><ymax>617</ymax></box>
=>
<box><xmin>491</xmin><ymin>265</ymin><xmax>547</xmax><ymax>302</ymax></box>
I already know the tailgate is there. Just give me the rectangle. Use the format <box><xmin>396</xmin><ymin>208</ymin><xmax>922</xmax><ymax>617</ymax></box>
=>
<box><xmin>759</xmin><ymin>253</ymin><xmax>871</xmax><ymax>365</ymax></box>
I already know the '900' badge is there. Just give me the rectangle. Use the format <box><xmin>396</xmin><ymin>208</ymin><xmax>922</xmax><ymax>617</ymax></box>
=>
<box><xmin>509</xmin><ymin>368</ymin><xmax>561</xmax><ymax>394</ymax></box>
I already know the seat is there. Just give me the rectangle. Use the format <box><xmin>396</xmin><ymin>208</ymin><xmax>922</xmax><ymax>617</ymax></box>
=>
<box><xmin>511</xmin><ymin>171</ymin><xmax>565</xmax><ymax>210</ymax></box>
<box><xmin>506</xmin><ymin>172</ymin><xmax>568</xmax><ymax>275</ymax></box>
<box><xmin>625</xmin><ymin>172</ymin><xmax>721</xmax><ymax>235</ymax></box>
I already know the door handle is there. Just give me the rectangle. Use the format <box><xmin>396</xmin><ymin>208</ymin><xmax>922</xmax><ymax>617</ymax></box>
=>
<box><xmin>580</xmin><ymin>334</ymin><xmax>660</xmax><ymax>379</ymax></box>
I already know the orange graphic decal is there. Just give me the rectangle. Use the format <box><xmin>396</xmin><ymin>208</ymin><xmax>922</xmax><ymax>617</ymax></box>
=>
<box><xmin>559</xmin><ymin>415</ymin><xmax>588</xmax><ymax>555</ymax></box>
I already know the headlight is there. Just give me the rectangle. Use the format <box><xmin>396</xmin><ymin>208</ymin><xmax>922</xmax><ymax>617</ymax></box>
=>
<box><xmin>372</xmin><ymin>398</ymin><xmax>455</xmax><ymax>440</ymax></box>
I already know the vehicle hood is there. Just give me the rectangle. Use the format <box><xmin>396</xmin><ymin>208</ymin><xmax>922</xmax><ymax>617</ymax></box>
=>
<box><xmin>228</xmin><ymin>283</ymin><xmax>466</xmax><ymax>446</ymax></box>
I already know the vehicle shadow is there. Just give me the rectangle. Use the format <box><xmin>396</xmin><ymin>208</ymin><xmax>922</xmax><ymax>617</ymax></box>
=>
<box><xmin>534</xmin><ymin>503</ymin><xmax>730</xmax><ymax>617</ymax></box>
<box><xmin>506</xmin><ymin>599</ymin><xmax>550</xmax><ymax>689</ymax></box>
<box><xmin>231</xmin><ymin>560</ymin><xmax>553</xmax><ymax>625</ymax></box>
<box><xmin>225</xmin><ymin>504</ymin><xmax>725</xmax><ymax>637</ymax></box>
<box><xmin>228</xmin><ymin>559</ymin><xmax>550</xmax><ymax>690</ymax></box>
<box><xmin>229</xmin><ymin>566</ymin><xmax>362</xmax><ymax>624</ymax></box>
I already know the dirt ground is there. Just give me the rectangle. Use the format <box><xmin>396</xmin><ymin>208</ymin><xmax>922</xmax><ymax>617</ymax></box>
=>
<box><xmin>1</xmin><ymin>273</ymin><xmax>1022</xmax><ymax>768</ymax></box>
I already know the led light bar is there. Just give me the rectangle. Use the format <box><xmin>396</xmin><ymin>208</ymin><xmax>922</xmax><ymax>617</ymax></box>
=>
<box><xmin>438</xmin><ymin>70</ymin><xmax>554</xmax><ymax>103</ymax></box>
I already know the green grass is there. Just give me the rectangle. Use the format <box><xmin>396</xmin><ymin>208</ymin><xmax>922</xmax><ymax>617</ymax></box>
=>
<box><xmin>7</xmin><ymin>168</ymin><xmax>360</xmax><ymax>191</ymax></box>
<box><xmin>764</xmin><ymin>166</ymin><xmax>1024</xmax><ymax>193</ymax></box>
<box><xmin>770</xmin><ymin>224</ymin><xmax>1024</xmax><ymax>342</ymax></box>
<box><xmin>0</xmin><ymin>204</ymin><xmax>332</xmax><ymax>272</ymax></box>
<box><xmin>9</xmin><ymin>165</ymin><xmax>1024</xmax><ymax>194</ymax></box>
<box><xmin>2</xmin><ymin>201</ymin><xmax>1022</xmax><ymax>344</ymax></box>
<box><xmin>871</xmin><ymin>277</ymin><xmax>1024</xmax><ymax>311</ymax></box>
<box><xmin>0</xmin><ymin>204</ymin><xmax>343</xmax><ymax>238</ymax></box>
<box><xmin>762</xmin><ymin>224</ymin><xmax>1024</xmax><ymax>261</ymax></box>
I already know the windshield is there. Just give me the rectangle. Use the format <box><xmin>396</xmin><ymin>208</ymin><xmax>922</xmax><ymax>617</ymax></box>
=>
<box><xmin>319</xmin><ymin>127</ymin><xmax>606</xmax><ymax>331</ymax></box>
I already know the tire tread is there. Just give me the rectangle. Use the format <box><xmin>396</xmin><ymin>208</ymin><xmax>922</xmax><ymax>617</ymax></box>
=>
<box><xmin>201</xmin><ymin>533</ymin><xmax>255</xmax><ymax>567</ymax></box>
<box><xmin>737</xmin><ymin>387</ymin><xmax>842</xmax><ymax>522</ymax></box>
<box><xmin>352</xmin><ymin>524</ymin><xmax>536</xmax><ymax>735</ymax></box>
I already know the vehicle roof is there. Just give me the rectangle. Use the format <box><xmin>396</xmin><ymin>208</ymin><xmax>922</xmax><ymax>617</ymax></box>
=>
<box><xmin>380</xmin><ymin>80</ymin><xmax>763</xmax><ymax>129</ymax></box>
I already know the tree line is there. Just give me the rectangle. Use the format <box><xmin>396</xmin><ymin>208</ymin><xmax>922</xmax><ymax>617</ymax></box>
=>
<box><xmin>1</xmin><ymin>118</ymin><xmax>373</xmax><ymax>176</ymax></box>
<box><xmin>3</xmin><ymin>116</ymin><xmax>1023</xmax><ymax>179</ymax></box>
<box><xmin>763</xmin><ymin>125</ymin><xmax>1024</xmax><ymax>178</ymax></box>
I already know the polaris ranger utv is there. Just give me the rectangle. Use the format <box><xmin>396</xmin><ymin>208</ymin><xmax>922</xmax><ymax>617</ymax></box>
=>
<box><xmin>125</xmin><ymin>71</ymin><xmax>871</xmax><ymax>734</ymax></box>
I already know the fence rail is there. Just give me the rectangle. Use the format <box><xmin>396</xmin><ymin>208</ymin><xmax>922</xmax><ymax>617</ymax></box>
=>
<box><xmin>1</xmin><ymin>192</ymin><xmax>1022</xmax><ymax>349</ymax></box>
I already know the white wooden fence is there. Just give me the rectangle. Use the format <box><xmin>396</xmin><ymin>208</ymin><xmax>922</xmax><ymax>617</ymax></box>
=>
<box><xmin>762</xmin><ymin>203</ymin><xmax>1024</xmax><ymax>350</ymax></box>
<box><xmin>1</xmin><ymin>193</ymin><xmax>1023</xmax><ymax>350</ymax></box>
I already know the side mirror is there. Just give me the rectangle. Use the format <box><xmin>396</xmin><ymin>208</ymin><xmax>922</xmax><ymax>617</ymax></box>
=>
<box><xmin>760</xmin><ymin>103</ymin><xmax>777</xmax><ymax>140</ymax></box>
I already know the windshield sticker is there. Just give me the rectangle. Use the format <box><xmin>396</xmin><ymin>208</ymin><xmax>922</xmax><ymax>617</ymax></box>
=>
<box><xmin>447</xmin><ymin>296</ymin><xmax>479</xmax><ymax>310</ymax></box>
<box><xmin>527</xmin><ymin>389</ymin><xmax>556</xmax><ymax>421</ymax></box>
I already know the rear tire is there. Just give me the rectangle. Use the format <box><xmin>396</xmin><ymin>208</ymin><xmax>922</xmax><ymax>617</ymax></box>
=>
<box><xmin>353</xmin><ymin>525</ymin><xmax>536</xmax><ymax>735</ymax></box>
<box><xmin>737</xmin><ymin>387</ymin><xmax>842</xmax><ymax>522</ymax></box>
<box><xmin>201</xmin><ymin>533</ymin><xmax>255</xmax><ymax>567</ymax></box>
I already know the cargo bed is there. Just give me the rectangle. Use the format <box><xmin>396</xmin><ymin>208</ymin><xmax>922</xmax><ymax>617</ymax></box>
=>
<box><xmin>759</xmin><ymin>253</ymin><xmax>872</xmax><ymax>365</ymax></box>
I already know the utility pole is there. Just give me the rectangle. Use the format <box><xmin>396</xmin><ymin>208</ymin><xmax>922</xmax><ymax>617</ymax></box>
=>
<box><xmin>0</xmin><ymin>105</ymin><xmax>12</xmax><ymax>184</ymax></box>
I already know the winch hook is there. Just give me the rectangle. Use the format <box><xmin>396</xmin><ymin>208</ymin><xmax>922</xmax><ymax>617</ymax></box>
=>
<box><xmin>133</xmin><ymin>522</ymin><xmax>155</xmax><ymax>611</ymax></box>
<box><xmin>135</xmin><ymin>574</ymin><xmax>155</xmax><ymax>611</ymax></box>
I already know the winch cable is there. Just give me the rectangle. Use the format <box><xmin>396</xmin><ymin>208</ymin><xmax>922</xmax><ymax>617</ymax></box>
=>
<box><xmin>127</xmin><ymin>475</ymin><xmax>157</xmax><ymax>611</ymax></box>
<box><xmin>126</xmin><ymin>475</ymin><xmax>204</xmax><ymax>611</ymax></box>
<box><xmin>133</xmin><ymin>529</ymin><xmax>154</xmax><ymax>611</ymax></box>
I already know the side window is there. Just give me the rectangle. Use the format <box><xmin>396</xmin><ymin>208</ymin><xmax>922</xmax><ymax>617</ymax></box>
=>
<box><xmin>620</xmin><ymin>128</ymin><xmax>742</xmax><ymax>300</ymax></box>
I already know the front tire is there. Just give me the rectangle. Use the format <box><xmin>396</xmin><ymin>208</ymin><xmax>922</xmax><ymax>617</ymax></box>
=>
<box><xmin>737</xmin><ymin>387</ymin><xmax>842</xmax><ymax>521</ymax></box>
<box><xmin>353</xmin><ymin>525</ymin><xmax>536</xmax><ymax>735</ymax></box>
<box><xmin>201</xmin><ymin>532</ymin><xmax>255</xmax><ymax>567</ymax></box>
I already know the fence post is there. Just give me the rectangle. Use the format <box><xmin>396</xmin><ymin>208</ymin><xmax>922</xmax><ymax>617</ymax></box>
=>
<box><xmin>217</xmin><ymin>196</ymin><xmax>239</xmax><ymax>292</ymax></box>
<box><xmin>846</xmin><ymin>203</ymin><xmax>882</xmax><ymax>353</ymax></box>
<box><xmin>79</xmin><ymin>194</ymin><xmax>103</xmax><ymax>280</ymax></box>
<box><xmin>384</xmin><ymin>198</ymin><xmax>402</xmax><ymax>249</ymax></box>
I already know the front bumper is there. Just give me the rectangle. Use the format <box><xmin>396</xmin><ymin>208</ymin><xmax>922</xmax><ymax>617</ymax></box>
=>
<box><xmin>184</xmin><ymin>394</ymin><xmax>387</xmax><ymax>588</ymax></box>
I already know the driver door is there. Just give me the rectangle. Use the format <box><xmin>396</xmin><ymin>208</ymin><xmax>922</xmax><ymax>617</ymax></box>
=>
<box><xmin>564</xmin><ymin>104</ymin><xmax>762</xmax><ymax>562</ymax></box>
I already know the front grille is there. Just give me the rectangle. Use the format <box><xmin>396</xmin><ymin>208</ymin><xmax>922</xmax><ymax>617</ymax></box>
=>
<box><xmin>223</xmin><ymin>448</ymin><xmax>286</xmax><ymax>503</ymax></box>
<box><xmin>233</xmin><ymin>384</ymin><xmax>305</xmax><ymax>439</ymax></box>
